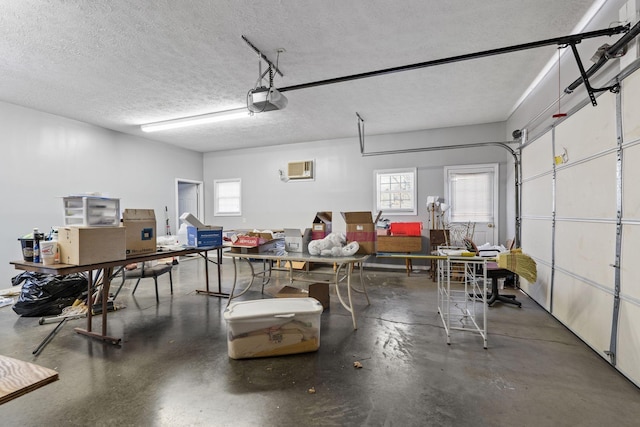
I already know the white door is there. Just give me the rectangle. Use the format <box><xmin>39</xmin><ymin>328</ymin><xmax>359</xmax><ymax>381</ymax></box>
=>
<box><xmin>444</xmin><ymin>164</ymin><xmax>499</xmax><ymax>246</ymax></box>
<box><xmin>175</xmin><ymin>179</ymin><xmax>203</xmax><ymax>232</ymax></box>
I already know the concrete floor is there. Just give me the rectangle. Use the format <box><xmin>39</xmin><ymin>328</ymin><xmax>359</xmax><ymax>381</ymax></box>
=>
<box><xmin>2</xmin><ymin>256</ymin><xmax>640</xmax><ymax>427</ymax></box>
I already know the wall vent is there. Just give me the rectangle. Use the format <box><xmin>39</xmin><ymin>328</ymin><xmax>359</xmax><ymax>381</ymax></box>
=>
<box><xmin>287</xmin><ymin>160</ymin><xmax>314</xmax><ymax>180</ymax></box>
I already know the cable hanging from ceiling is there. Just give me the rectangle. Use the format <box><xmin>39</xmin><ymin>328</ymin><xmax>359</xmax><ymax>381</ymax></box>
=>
<box><xmin>243</xmin><ymin>36</ymin><xmax>288</xmax><ymax>114</ymax></box>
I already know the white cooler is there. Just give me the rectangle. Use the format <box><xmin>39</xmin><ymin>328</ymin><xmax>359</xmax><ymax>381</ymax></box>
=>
<box><xmin>223</xmin><ymin>298</ymin><xmax>323</xmax><ymax>359</ymax></box>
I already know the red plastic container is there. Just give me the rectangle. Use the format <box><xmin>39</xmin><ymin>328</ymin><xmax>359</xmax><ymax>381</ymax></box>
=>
<box><xmin>389</xmin><ymin>222</ymin><xmax>423</xmax><ymax>236</ymax></box>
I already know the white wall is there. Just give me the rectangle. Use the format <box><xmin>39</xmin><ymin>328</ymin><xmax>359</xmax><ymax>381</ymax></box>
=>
<box><xmin>203</xmin><ymin>122</ymin><xmax>512</xmax><ymax>267</ymax></box>
<box><xmin>0</xmin><ymin>101</ymin><xmax>203</xmax><ymax>283</ymax></box>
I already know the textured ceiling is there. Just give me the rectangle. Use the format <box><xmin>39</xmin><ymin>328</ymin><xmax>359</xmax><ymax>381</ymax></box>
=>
<box><xmin>0</xmin><ymin>0</ymin><xmax>601</xmax><ymax>152</ymax></box>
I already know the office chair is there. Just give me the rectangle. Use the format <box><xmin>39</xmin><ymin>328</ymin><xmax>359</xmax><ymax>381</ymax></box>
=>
<box><xmin>463</xmin><ymin>237</ymin><xmax>521</xmax><ymax>307</ymax></box>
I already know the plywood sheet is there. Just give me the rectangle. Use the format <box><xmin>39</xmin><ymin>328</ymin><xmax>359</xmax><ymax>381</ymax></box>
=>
<box><xmin>521</xmin><ymin>132</ymin><xmax>553</xmax><ymax>179</ymax></box>
<box><xmin>616</xmin><ymin>301</ymin><xmax>640</xmax><ymax>387</ymax></box>
<box><xmin>522</xmin><ymin>175</ymin><xmax>552</xmax><ymax>218</ymax></box>
<box><xmin>556</xmin><ymin>90</ymin><xmax>617</xmax><ymax>159</ymax></box>
<box><xmin>552</xmin><ymin>270</ymin><xmax>613</xmax><ymax>355</ymax></box>
<box><xmin>555</xmin><ymin>221</ymin><xmax>616</xmax><ymax>291</ymax></box>
<box><xmin>0</xmin><ymin>355</ymin><xmax>58</xmax><ymax>404</ymax></box>
<box><xmin>623</xmin><ymin>142</ymin><xmax>640</xmax><ymax>219</ymax></box>
<box><xmin>623</xmin><ymin>68</ymin><xmax>640</xmax><ymax>142</ymax></box>
<box><xmin>556</xmin><ymin>153</ymin><xmax>617</xmax><ymax>219</ymax></box>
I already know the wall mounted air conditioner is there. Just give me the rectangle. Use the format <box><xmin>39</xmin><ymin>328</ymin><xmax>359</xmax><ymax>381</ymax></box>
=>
<box><xmin>287</xmin><ymin>160</ymin><xmax>314</xmax><ymax>180</ymax></box>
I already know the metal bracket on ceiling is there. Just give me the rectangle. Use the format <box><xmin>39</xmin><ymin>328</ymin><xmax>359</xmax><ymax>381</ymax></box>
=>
<box><xmin>566</xmin><ymin>41</ymin><xmax>620</xmax><ymax>106</ymax></box>
<box><xmin>241</xmin><ymin>35</ymin><xmax>284</xmax><ymax>78</ymax></box>
<box><xmin>565</xmin><ymin>21</ymin><xmax>640</xmax><ymax>103</ymax></box>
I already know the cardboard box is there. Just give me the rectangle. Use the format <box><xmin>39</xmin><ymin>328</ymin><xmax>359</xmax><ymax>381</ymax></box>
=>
<box><xmin>179</xmin><ymin>212</ymin><xmax>206</xmax><ymax>228</ymax></box>
<box><xmin>252</xmin><ymin>231</ymin><xmax>275</xmax><ymax>240</ymax></box>
<box><xmin>275</xmin><ymin>283</ymin><xmax>329</xmax><ymax>309</ymax></box>
<box><xmin>58</xmin><ymin>226</ymin><xmax>126</xmax><ymax>265</ymax></box>
<box><xmin>377</xmin><ymin>228</ymin><xmax>390</xmax><ymax>236</ymax></box>
<box><xmin>377</xmin><ymin>235</ymin><xmax>422</xmax><ymax>253</ymax></box>
<box><xmin>309</xmin><ymin>283</ymin><xmax>330</xmax><ymax>309</ymax></box>
<box><xmin>278</xmin><ymin>260</ymin><xmax>310</xmax><ymax>270</ymax></box>
<box><xmin>229</xmin><ymin>238</ymin><xmax>284</xmax><ymax>254</ymax></box>
<box><xmin>187</xmin><ymin>225</ymin><xmax>223</xmax><ymax>247</ymax></box>
<box><xmin>223</xmin><ymin>298</ymin><xmax>323</xmax><ymax>359</ymax></box>
<box><xmin>284</xmin><ymin>228</ymin><xmax>311</xmax><ymax>253</ymax></box>
<box><xmin>234</xmin><ymin>235</ymin><xmax>266</xmax><ymax>247</ymax></box>
<box><xmin>341</xmin><ymin>211</ymin><xmax>382</xmax><ymax>254</ymax></box>
<box><xmin>276</xmin><ymin>285</ymin><xmax>308</xmax><ymax>298</ymax></box>
<box><xmin>123</xmin><ymin>209</ymin><xmax>156</xmax><ymax>257</ymax></box>
<box><xmin>312</xmin><ymin>212</ymin><xmax>332</xmax><ymax>240</ymax></box>
<box><xmin>180</xmin><ymin>212</ymin><xmax>223</xmax><ymax>247</ymax></box>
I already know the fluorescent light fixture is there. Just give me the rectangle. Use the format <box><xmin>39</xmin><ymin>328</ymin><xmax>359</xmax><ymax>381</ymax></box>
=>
<box><xmin>140</xmin><ymin>108</ymin><xmax>248</xmax><ymax>132</ymax></box>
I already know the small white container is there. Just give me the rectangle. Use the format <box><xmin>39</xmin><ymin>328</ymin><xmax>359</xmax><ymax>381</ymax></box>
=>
<box><xmin>63</xmin><ymin>196</ymin><xmax>120</xmax><ymax>227</ymax></box>
<box><xmin>224</xmin><ymin>298</ymin><xmax>323</xmax><ymax>359</ymax></box>
<box><xmin>40</xmin><ymin>241</ymin><xmax>59</xmax><ymax>265</ymax></box>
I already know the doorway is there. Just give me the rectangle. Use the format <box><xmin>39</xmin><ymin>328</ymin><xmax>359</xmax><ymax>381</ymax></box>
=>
<box><xmin>444</xmin><ymin>163</ymin><xmax>499</xmax><ymax>245</ymax></box>
<box><xmin>175</xmin><ymin>179</ymin><xmax>204</xmax><ymax>233</ymax></box>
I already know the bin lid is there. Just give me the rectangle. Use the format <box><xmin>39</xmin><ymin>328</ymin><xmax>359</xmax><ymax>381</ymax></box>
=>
<box><xmin>224</xmin><ymin>298</ymin><xmax>323</xmax><ymax>321</ymax></box>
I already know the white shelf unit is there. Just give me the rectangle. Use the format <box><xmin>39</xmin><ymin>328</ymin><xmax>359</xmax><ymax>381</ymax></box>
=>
<box><xmin>62</xmin><ymin>196</ymin><xmax>120</xmax><ymax>227</ymax></box>
<box><xmin>437</xmin><ymin>254</ymin><xmax>488</xmax><ymax>348</ymax></box>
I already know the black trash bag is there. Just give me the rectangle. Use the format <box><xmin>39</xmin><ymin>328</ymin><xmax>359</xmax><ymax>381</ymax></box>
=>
<box><xmin>11</xmin><ymin>272</ymin><xmax>88</xmax><ymax>317</ymax></box>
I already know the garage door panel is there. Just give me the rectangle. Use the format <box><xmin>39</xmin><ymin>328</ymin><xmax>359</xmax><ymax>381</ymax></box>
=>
<box><xmin>621</xmin><ymin>224</ymin><xmax>640</xmax><ymax>300</ymax></box>
<box><xmin>522</xmin><ymin>133</ymin><xmax>553</xmax><ymax>179</ymax></box>
<box><xmin>521</xmin><ymin>218</ymin><xmax>552</xmax><ymax>265</ymax></box>
<box><xmin>616</xmin><ymin>301</ymin><xmax>640</xmax><ymax>387</ymax></box>
<box><xmin>522</xmin><ymin>175</ymin><xmax>552</xmax><ymax>218</ymax></box>
<box><xmin>552</xmin><ymin>270</ymin><xmax>613</xmax><ymax>356</ymax></box>
<box><xmin>521</xmin><ymin>261</ymin><xmax>552</xmax><ymax>310</ymax></box>
<box><xmin>623</xmin><ymin>69</ymin><xmax>640</xmax><ymax>142</ymax></box>
<box><xmin>556</xmin><ymin>154</ymin><xmax>617</xmax><ymax>219</ymax></box>
<box><xmin>555</xmin><ymin>221</ymin><xmax>616</xmax><ymax>291</ymax></box>
<box><xmin>622</xmin><ymin>142</ymin><xmax>640</xmax><ymax>218</ymax></box>
<box><xmin>556</xmin><ymin>90</ymin><xmax>617</xmax><ymax>158</ymax></box>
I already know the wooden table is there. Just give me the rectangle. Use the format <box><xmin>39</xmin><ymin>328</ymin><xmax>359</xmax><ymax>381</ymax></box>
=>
<box><xmin>376</xmin><ymin>235</ymin><xmax>422</xmax><ymax>276</ymax></box>
<box><xmin>10</xmin><ymin>245</ymin><xmax>223</xmax><ymax>345</ymax></box>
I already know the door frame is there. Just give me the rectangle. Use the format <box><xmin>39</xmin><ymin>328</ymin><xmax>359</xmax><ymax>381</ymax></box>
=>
<box><xmin>175</xmin><ymin>178</ymin><xmax>204</xmax><ymax>233</ymax></box>
<box><xmin>443</xmin><ymin>163</ymin><xmax>499</xmax><ymax>245</ymax></box>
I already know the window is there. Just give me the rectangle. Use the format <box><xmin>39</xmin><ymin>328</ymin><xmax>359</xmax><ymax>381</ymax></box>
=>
<box><xmin>214</xmin><ymin>178</ymin><xmax>241</xmax><ymax>216</ymax></box>
<box><xmin>444</xmin><ymin>164</ymin><xmax>497</xmax><ymax>223</ymax></box>
<box><xmin>374</xmin><ymin>168</ymin><xmax>417</xmax><ymax>215</ymax></box>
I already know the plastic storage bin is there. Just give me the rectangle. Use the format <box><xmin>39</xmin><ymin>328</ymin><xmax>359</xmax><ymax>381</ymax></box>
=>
<box><xmin>390</xmin><ymin>222</ymin><xmax>423</xmax><ymax>236</ymax></box>
<box><xmin>63</xmin><ymin>196</ymin><xmax>120</xmax><ymax>227</ymax></box>
<box><xmin>223</xmin><ymin>298</ymin><xmax>323</xmax><ymax>359</ymax></box>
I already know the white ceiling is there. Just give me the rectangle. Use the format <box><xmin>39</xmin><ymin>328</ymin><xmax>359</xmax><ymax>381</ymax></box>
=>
<box><xmin>0</xmin><ymin>0</ymin><xmax>601</xmax><ymax>152</ymax></box>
